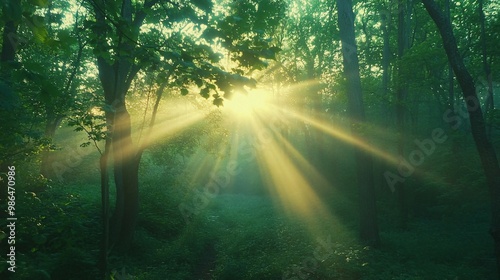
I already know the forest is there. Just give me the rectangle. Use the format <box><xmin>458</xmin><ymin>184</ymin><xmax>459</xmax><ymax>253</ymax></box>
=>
<box><xmin>0</xmin><ymin>0</ymin><xmax>499</xmax><ymax>279</ymax></box>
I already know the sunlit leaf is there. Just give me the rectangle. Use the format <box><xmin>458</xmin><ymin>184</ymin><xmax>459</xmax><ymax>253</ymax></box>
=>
<box><xmin>24</xmin><ymin>15</ymin><xmax>48</xmax><ymax>43</ymax></box>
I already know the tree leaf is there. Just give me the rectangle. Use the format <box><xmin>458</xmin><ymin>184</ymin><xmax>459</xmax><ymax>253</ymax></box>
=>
<box><xmin>24</xmin><ymin>15</ymin><xmax>48</xmax><ymax>43</ymax></box>
<box><xmin>213</xmin><ymin>97</ymin><xmax>224</xmax><ymax>107</ymax></box>
<box><xmin>3</xmin><ymin>0</ymin><xmax>22</xmax><ymax>22</ymax></box>
<box><xmin>191</xmin><ymin>0</ymin><xmax>213</xmax><ymax>12</ymax></box>
<box><xmin>28</xmin><ymin>0</ymin><xmax>49</xmax><ymax>8</ymax></box>
<box><xmin>200</xmin><ymin>87</ymin><xmax>210</xmax><ymax>99</ymax></box>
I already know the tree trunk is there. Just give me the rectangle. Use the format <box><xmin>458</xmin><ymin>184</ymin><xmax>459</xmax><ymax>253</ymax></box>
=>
<box><xmin>95</xmin><ymin>54</ymin><xmax>140</xmax><ymax>252</ymax></box>
<box><xmin>0</xmin><ymin>0</ymin><xmax>20</xmax><ymax>64</ymax></box>
<box><xmin>444</xmin><ymin>0</ymin><xmax>461</xmax><ymax>182</ymax></box>
<box><xmin>422</xmin><ymin>0</ymin><xmax>500</xmax><ymax>277</ymax></box>
<box><xmin>91</xmin><ymin>0</ymin><xmax>147</xmax><ymax>253</ymax></box>
<box><xmin>380</xmin><ymin>9</ymin><xmax>391</xmax><ymax>99</ymax></box>
<box><xmin>98</xmin><ymin>137</ymin><xmax>111</xmax><ymax>279</ymax></box>
<box><xmin>337</xmin><ymin>0</ymin><xmax>380</xmax><ymax>246</ymax></box>
<box><xmin>479</xmin><ymin>0</ymin><xmax>495</xmax><ymax>136</ymax></box>
<box><xmin>395</xmin><ymin>0</ymin><xmax>411</xmax><ymax>230</ymax></box>
<box><xmin>1</xmin><ymin>0</ymin><xmax>21</xmax><ymax>84</ymax></box>
<box><xmin>0</xmin><ymin>0</ymin><xmax>22</xmax><ymax>164</ymax></box>
<box><xmin>109</xmin><ymin>104</ymin><xmax>140</xmax><ymax>250</ymax></box>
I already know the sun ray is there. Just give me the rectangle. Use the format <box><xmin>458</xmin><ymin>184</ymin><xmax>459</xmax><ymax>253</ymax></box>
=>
<box><xmin>231</xmin><ymin>106</ymin><xmax>344</xmax><ymax>232</ymax></box>
<box><xmin>281</xmin><ymin>106</ymin><xmax>400</xmax><ymax>166</ymax></box>
<box><xmin>146</xmin><ymin>107</ymin><xmax>206</xmax><ymax>145</ymax></box>
<box><xmin>278</xmin><ymin>105</ymin><xmax>450</xmax><ymax>190</ymax></box>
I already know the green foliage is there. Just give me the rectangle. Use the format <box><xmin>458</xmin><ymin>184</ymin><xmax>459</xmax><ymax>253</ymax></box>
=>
<box><xmin>486</xmin><ymin>109</ymin><xmax>500</xmax><ymax>130</ymax></box>
<box><xmin>23</xmin><ymin>14</ymin><xmax>48</xmax><ymax>43</ymax></box>
<box><xmin>0</xmin><ymin>174</ymin><xmax>100</xmax><ymax>279</ymax></box>
<box><xmin>67</xmin><ymin>105</ymin><xmax>107</xmax><ymax>150</ymax></box>
<box><xmin>2</xmin><ymin>0</ymin><xmax>22</xmax><ymax>22</ymax></box>
<box><xmin>3</xmin><ymin>0</ymin><xmax>500</xmax><ymax>279</ymax></box>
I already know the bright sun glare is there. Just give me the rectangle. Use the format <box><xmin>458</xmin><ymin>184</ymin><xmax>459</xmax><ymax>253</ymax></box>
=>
<box><xmin>225</xmin><ymin>89</ymin><xmax>271</xmax><ymax>118</ymax></box>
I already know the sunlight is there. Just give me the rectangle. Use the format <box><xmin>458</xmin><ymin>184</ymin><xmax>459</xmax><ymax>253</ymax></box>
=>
<box><xmin>141</xmin><ymin>99</ymin><xmax>207</xmax><ymax>150</ymax></box>
<box><xmin>255</xmin><ymin>138</ymin><xmax>328</xmax><ymax>219</ymax></box>
<box><xmin>225</xmin><ymin>89</ymin><xmax>272</xmax><ymax>118</ymax></box>
<box><xmin>282</xmin><ymin>107</ymin><xmax>400</xmax><ymax>166</ymax></box>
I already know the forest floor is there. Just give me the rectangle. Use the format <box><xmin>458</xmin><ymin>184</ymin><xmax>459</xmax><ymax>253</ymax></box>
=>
<box><xmin>4</xmin><ymin>171</ymin><xmax>497</xmax><ymax>279</ymax></box>
<box><xmin>3</xmin><ymin>130</ymin><xmax>498</xmax><ymax>279</ymax></box>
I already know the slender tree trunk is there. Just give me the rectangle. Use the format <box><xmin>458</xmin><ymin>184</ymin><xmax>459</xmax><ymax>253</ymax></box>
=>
<box><xmin>374</xmin><ymin>7</ymin><xmax>392</xmax><ymax>193</ymax></box>
<box><xmin>422</xmin><ymin>0</ymin><xmax>500</xmax><ymax>277</ymax></box>
<box><xmin>98</xmin><ymin>137</ymin><xmax>111</xmax><ymax>279</ymax></box>
<box><xmin>0</xmin><ymin>0</ymin><xmax>22</xmax><ymax>164</ymax></box>
<box><xmin>337</xmin><ymin>0</ymin><xmax>380</xmax><ymax>246</ymax></box>
<box><xmin>395</xmin><ymin>0</ymin><xmax>411</xmax><ymax>230</ymax></box>
<box><xmin>444</xmin><ymin>0</ymin><xmax>460</xmax><ymax>181</ymax></box>
<box><xmin>1</xmin><ymin>0</ymin><xmax>21</xmax><ymax>83</ymax></box>
<box><xmin>445</xmin><ymin>0</ymin><xmax>454</xmax><ymax>114</ymax></box>
<box><xmin>0</xmin><ymin>1</ymin><xmax>20</xmax><ymax>64</ymax></box>
<box><xmin>380</xmin><ymin>10</ymin><xmax>391</xmax><ymax>99</ymax></box>
<box><xmin>479</xmin><ymin>0</ymin><xmax>495</xmax><ymax>136</ymax></box>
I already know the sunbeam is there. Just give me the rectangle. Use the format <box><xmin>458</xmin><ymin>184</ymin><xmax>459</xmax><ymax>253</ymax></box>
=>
<box><xmin>282</xmin><ymin>107</ymin><xmax>400</xmax><ymax>166</ymax></box>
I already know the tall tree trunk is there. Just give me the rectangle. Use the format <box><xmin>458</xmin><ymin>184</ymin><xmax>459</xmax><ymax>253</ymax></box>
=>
<box><xmin>374</xmin><ymin>7</ymin><xmax>392</xmax><ymax>193</ymax></box>
<box><xmin>109</xmin><ymin>104</ymin><xmax>140</xmax><ymax>250</ymax></box>
<box><xmin>444</xmin><ymin>0</ymin><xmax>460</xmax><ymax>182</ymax></box>
<box><xmin>479</xmin><ymin>0</ymin><xmax>495</xmax><ymax>136</ymax></box>
<box><xmin>0</xmin><ymin>0</ymin><xmax>22</xmax><ymax>164</ymax></box>
<box><xmin>395</xmin><ymin>0</ymin><xmax>411</xmax><ymax>230</ymax></box>
<box><xmin>0</xmin><ymin>0</ymin><xmax>20</xmax><ymax>65</ymax></box>
<box><xmin>98</xmin><ymin>137</ymin><xmax>111</xmax><ymax>279</ymax></box>
<box><xmin>380</xmin><ymin>9</ymin><xmax>391</xmax><ymax>99</ymax></box>
<box><xmin>445</xmin><ymin>0</ymin><xmax>454</xmax><ymax>112</ymax></box>
<box><xmin>422</xmin><ymin>0</ymin><xmax>500</xmax><ymax>277</ymax></box>
<box><xmin>337</xmin><ymin>0</ymin><xmax>380</xmax><ymax>246</ymax></box>
<box><xmin>91</xmin><ymin>0</ymin><xmax>144</xmax><ymax>252</ymax></box>
<box><xmin>1</xmin><ymin>0</ymin><xmax>21</xmax><ymax>84</ymax></box>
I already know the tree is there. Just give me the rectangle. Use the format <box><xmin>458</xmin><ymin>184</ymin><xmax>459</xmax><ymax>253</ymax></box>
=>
<box><xmin>81</xmin><ymin>1</ymin><xmax>283</xmax><ymax>276</ymax></box>
<box><xmin>479</xmin><ymin>0</ymin><xmax>495</xmax><ymax>135</ymax></box>
<box><xmin>395</xmin><ymin>0</ymin><xmax>413</xmax><ymax>229</ymax></box>
<box><xmin>0</xmin><ymin>0</ymin><xmax>54</xmax><ymax>167</ymax></box>
<box><xmin>337</xmin><ymin>0</ymin><xmax>380</xmax><ymax>246</ymax></box>
<box><xmin>30</xmin><ymin>1</ymin><xmax>88</xmax><ymax>178</ymax></box>
<box><xmin>0</xmin><ymin>0</ymin><xmax>22</xmax><ymax>165</ymax></box>
<box><xmin>422</xmin><ymin>0</ymin><xmax>500</xmax><ymax>277</ymax></box>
